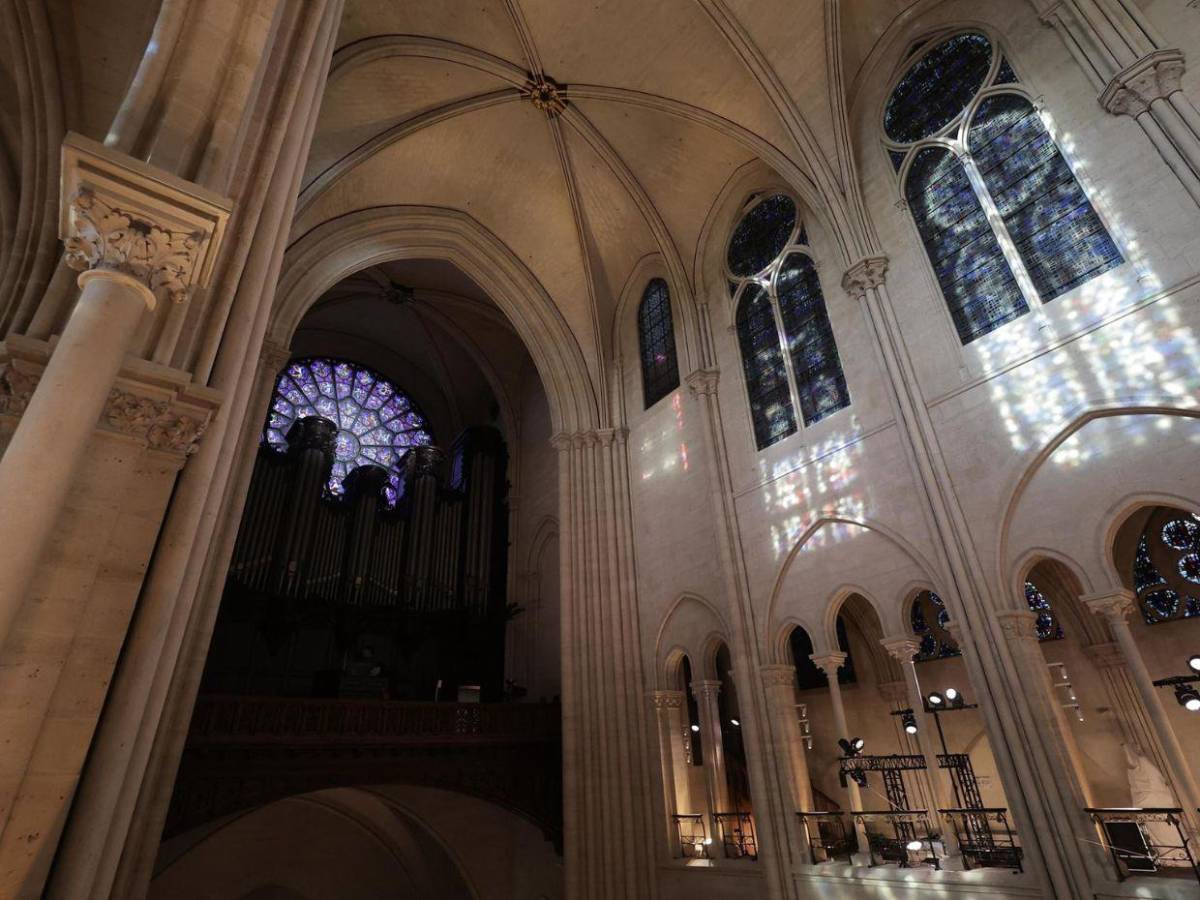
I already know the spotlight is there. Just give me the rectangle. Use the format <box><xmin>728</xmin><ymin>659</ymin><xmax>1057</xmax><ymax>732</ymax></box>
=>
<box><xmin>691</xmin><ymin>724</ymin><xmax>700</xmax><ymax>732</ymax></box>
<box><xmin>838</xmin><ymin>737</ymin><xmax>865</xmax><ymax>757</ymax></box>
<box><xmin>1188</xmin><ymin>655</ymin><xmax>1200</xmax><ymax>673</ymax></box>
<box><xmin>927</xmin><ymin>692</ymin><xmax>944</xmax><ymax>707</ymax></box>
<box><xmin>906</xmin><ymin>840</ymin><xmax>923</xmax><ymax>852</ymax></box>
<box><xmin>730</xmin><ymin>718</ymin><xmax>740</xmax><ymax>727</ymax></box>
<box><xmin>944</xmin><ymin>687</ymin><xmax>959</xmax><ymax>702</ymax></box>
<box><xmin>1176</xmin><ymin>684</ymin><xmax>1200</xmax><ymax>712</ymax></box>
<box><xmin>902</xmin><ymin>711</ymin><xmax>918</xmax><ymax>735</ymax></box>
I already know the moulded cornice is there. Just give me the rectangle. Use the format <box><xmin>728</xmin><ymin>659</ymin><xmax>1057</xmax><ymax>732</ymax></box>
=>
<box><xmin>60</xmin><ymin>133</ymin><xmax>231</xmax><ymax>307</ymax></box>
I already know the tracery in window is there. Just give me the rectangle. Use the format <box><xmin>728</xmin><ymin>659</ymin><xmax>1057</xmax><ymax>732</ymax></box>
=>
<box><xmin>887</xmin><ymin>31</ymin><xmax>1122</xmax><ymax>344</ymax></box>
<box><xmin>637</xmin><ymin>278</ymin><xmax>680</xmax><ymax>409</ymax></box>
<box><xmin>911</xmin><ymin>590</ymin><xmax>961</xmax><ymax>661</ymax></box>
<box><xmin>264</xmin><ymin>358</ymin><xmax>433</xmax><ymax>507</ymax></box>
<box><xmin>1024</xmin><ymin>581</ymin><xmax>1064</xmax><ymax>641</ymax></box>
<box><xmin>1133</xmin><ymin>511</ymin><xmax>1200</xmax><ymax>624</ymax></box>
<box><xmin>728</xmin><ymin>194</ymin><xmax>850</xmax><ymax>449</ymax></box>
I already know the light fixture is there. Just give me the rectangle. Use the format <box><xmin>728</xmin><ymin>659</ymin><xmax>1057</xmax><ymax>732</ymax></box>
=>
<box><xmin>691</xmin><ymin>724</ymin><xmax>700</xmax><ymax>732</ymax></box>
<box><xmin>906</xmin><ymin>840</ymin><xmax>923</xmax><ymax>852</ymax></box>
<box><xmin>852</xmin><ymin>737</ymin><xmax>865</xmax><ymax>752</ymax></box>
<box><xmin>1188</xmin><ymin>654</ymin><xmax>1200</xmax><ymax>673</ymax></box>
<box><xmin>1176</xmin><ymin>684</ymin><xmax>1200</xmax><ymax>712</ymax></box>
<box><xmin>838</xmin><ymin>737</ymin><xmax>865</xmax><ymax>757</ymax></box>
<box><xmin>944</xmin><ymin>687</ymin><xmax>959</xmax><ymax>702</ymax></box>
<box><xmin>902</xmin><ymin>711</ymin><xmax>918</xmax><ymax>735</ymax></box>
<box><xmin>730</xmin><ymin>718</ymin><xmax>740</xmax><ymax>727</ymax></box>
<box><xmin>927</xmin><ymin>692</ymin><xmax>944</xmax><ymax>707</ymax></box>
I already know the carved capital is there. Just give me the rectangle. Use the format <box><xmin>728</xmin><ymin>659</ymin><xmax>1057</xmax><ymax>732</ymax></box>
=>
<box><xmin>995</xmin><ymin>609</ymin><xmax>1041</xmax><ymax>643</ymax></box>
<box><xmin>691</xmin><ymin>679</ymin><xmax>722</xmax><ymax>701</ymax></box>
<box><xmin>651</xmin><ymin>690</ymin><xmax>685</xmax><ymax>710</ymax></box>
<box><xmin>103</xmin><ymin>387</ymin><xmax>212</xmax><ymax>456</ymax></box>
<box><xmin>841</xmin><ymin>256</ymin><xmax>889</xmax><ymax>301</ymax></box>
<box><xmin>1100</xmin><ymin>49</ymin><xmax>1186</xmax><ymax>118</ymax></box>
<box><xmin>880</xmin><ymin>636</ymin><xmax>921</xmax><ymax>663</ymax></box>
<box><xmin>523</xmin><ymin>75</ymin><xmax>568</xmax><ymax>118</ymax></box>
<box><xmin>0</xmin><ymin>362</ymin><xmax>39</xmax><ymax>417</ymax></box>
<box><xmin>684</xmin><ymin>367</ymin><xmax>720</xmax><ymax>397</ymax></box>
<box><xmin>809</xmin><ymin>651</ymin><xmax>848</xmax><ymax>678</ymax></box>
<box><xmin>60</xmin><ymin>132</ymin><xmax>231</xmax><ymax>307</ymax></box>
<box><xmin>760</xmin><ymin>664</ymin><xmax>797</xmax><ymax>690</ymax></box>
<box><xmin>260</xmin><ymin>340</ymin><xmax>292</xmax><ymax>374</ymax></box>
<box><xmin>105</xmin><ymin>388</ymin><xmax>169</xmax><ymax>435</ymax></box>
<box><xmin>549</xmin><ymin>431</ymin><xmax>573</xmax><ymax>452</ymax></box>
<box><xmin>1081</xmin><ymin>588</ymin><xmax>1137</xmax><ymax>625</ymax></box>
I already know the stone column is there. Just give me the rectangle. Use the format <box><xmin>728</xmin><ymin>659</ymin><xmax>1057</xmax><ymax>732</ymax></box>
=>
<box><xmin>0</xmin><ymin>134</ymin><xmax>228</xmax><ymax>652</ymax></box>
<box><xmin>760</xmin><ymin>665</ymin><xmax>813</xmax><ymax>811</ymax></box>
<box><xmin>692</xmin><ymin>679</ymin><xmax>730</xmax><ymax>817</ymax></box>
<box><xmin>1082</xmin><ymin>589</ymin><xmax>1200</xmax><ymax>834</ymax></box>
<box><xmin>811</xmin><ymin>652</ymin><xmax>869</xmax><ymax>857</ymax></box>
<box><xmin>652</xmin><ymin>690</ymin><xmax>691</xmax><ymax>853</ymax></box>
<box><xmin>881</xmin><ymin>637</ymin><xmax>963</xmax><ymax>866</ymax></box>
<box><xmin>844</xmin><ymin>256</ymin><xmax>1101</xmax><ymax>897</ymax></box>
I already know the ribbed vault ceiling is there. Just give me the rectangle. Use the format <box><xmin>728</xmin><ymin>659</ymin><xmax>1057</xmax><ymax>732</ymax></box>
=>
<box><xmin>294</xmin><ymin>0</ymin><xmax>926</xmax><ymax>389</ymax></box>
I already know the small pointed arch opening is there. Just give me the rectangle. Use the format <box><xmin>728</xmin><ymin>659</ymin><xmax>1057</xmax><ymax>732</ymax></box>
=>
<box><xmin>909</xmin><ymin>589</ymin><xmax>962</xmax><ymax>662</ymax></box>
<box><xmin>637</xmin><ymin>277</ymin><xmax>680</xmax><ymax>409</ymax></box>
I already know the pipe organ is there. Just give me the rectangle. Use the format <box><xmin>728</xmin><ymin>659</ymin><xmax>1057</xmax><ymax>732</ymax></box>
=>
<box><xmin>202</xmin><ymin>417</ymin><xmax>511</xmax><ymax>701</ymax></box>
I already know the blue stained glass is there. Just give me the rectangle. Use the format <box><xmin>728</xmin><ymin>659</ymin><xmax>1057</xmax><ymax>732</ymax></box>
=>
<box><xmin>1162</xmin><ymin>518</ymin><xmax>1200</xmax><ymax>551</ymax></box>
<box><xmin>263</xmin><ymin>357</ymin><xmax>433</xmax><ymax>507</ymax></box>
<box><xmin>906</xmin><ymin>146</ymin><xmax>1028</xmax><ymax>342</ymax></box>
<box><xmin>775</xmin><ymin>253</ymin><xmax>849</xmax><ymax>425</ymax></box>
<box><xmin>969</xmin><ymin>94</ymin><xmax>1122</xmax><ymax>300</ymax></box>
<box><xmin>1180</xmin><ymin>553</ymin><xmax>1200</xmax><ymax>584</ymax></box>
<box><xmin>884</xmin><ymin>32</ymin><xmax>992</xmax><ymax>143</ymax></box>
<box><xmin>727</xmin><ymin>195</ymin><xmax>797</xmax><ymax>277</ymax></box>
<box><xmin>889</xmin><ymin>149</ymin><xmax>907</xmax><ymax>172</ymax></box>
<box><xmin>911</xmin><ymin>591</ymin><xmax>961</xmax><ymax>661</ymax></box>
<box><xmin>1024</xmin><ymin>581</ymin><xmax>1064</xmax><ymax>640</ymax></box>
<box><xmin>1134</xmin><ymin>535</ymin><xmax>1166</xmax><ymax>593</ymax></box>
<box><xmin>1145</xmin><ymin>589</ymin><xmax>1180</xmax><ymax>621</ymax></box>
<box><xmin>637</xmin><ymin>278</ymin><xmax>680</xmax><ymax>409</ymax></box>
<box><xmin>736</xmin><ymin>284</ymin><xmax>797</xmax><ymax>449</ymax></box>
<box><xmin>995</xmin><ymin>56</ymin><xmax>1018</xmax><ymax>85</ymax></box>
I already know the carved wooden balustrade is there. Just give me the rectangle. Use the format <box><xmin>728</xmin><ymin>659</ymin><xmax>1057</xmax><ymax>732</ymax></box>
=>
<box><xmin>166</xmin><ymin>695</ymin><xmax>562</xmax><ymax>843</ymax></box>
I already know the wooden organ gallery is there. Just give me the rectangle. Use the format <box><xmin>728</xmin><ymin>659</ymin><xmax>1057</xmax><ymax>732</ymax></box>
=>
<box><xmin>203</xmin><ymin>412</ymin><xmax>512</xmax><ymax>703</ymax></box>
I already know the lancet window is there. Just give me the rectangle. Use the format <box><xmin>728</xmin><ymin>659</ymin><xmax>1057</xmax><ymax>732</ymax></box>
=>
<box><xmin>637</xmin><ymin>278</ymin><xmax>680</xmax><ymax>409</ymax></box>
<box><xmin>885</xmin><ymin>31</ymin><xmax>1122</xmax><ymax>344</ymax></box>
<box><xmin>728</xmin><ymin>194</ymin><xmax>850</xmax><ymax>450</ymax></box>
<box><xmin>264</xmin><ymin>357</ymin><xmax>433</xmax><ymax>507</ymax></box>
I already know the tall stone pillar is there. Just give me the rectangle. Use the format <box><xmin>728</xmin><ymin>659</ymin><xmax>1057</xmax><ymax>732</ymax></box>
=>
<box><xmin>760</xmin><ymin>665</ymin><xmax>813</xmax><ymax>811</ymax></box>
<box><xmin>844</xmin><ymin>257</ymin><xmax>1101</xmax><ymax>897</ymax></box>
<box><xmin>553</xmin><ymin>429</ymin><xmax>657</xmax><ymax>900</ymax></box>
<box><xmin>651</xmin><ymin>690</ymin><xmax>691</xmax><ymax>853</ymax></box>
<box><xmin>1082</xmin><ymin>589</ymin><xmax>1200</xmax><ymax>835</ymax></box>
<box><xmin>0</xmin><ymin>134</ymin><xmax>228</xmax><ymax>651</ymax></box>
<box><xmin>692</xmin><ymin>679</ymin><xmax>730</xmax><ymax>819</ymax></box>
<box><xmin>880</xmin><ymin>637</ymin><xmax>963</xmax><ymax>865</ymax></box>
<box><xmin>811</xmin><ymin>652</ymin><xmax>869</xmax><ymax>856</ymax></box>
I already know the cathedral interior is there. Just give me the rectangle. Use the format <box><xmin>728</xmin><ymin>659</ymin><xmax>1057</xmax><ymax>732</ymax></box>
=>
<box><xmin>2</xmin><ymin>1</ymin><xmax>1200</xmax><ymax>899</ymax></box>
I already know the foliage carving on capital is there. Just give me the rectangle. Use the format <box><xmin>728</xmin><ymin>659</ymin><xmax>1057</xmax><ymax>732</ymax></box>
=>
<box><xmin>691</xmin><ymin>679</ymin><xmax>722</xmax><ymax>701</ymax></box>
<box><xmin>809</xmin><ymin>651</ymin><xmax>847</xmax><ymax>678</ymax></box>
<box><xmin>760</xmin><ymin>664</ymin><xmax>797</xmax><ymax>689</ymax></box>
<box><xmin>1081</xmin><ymin>589</ymin><xmax>1136</xmax><ymax>624</ymax></box>
<box><xmin>64</xmin><ymin>190</ymin><xmax>205</xmax><ymax>306</ymax></box>
<box><xmin>103</xmin><ymin>387</ymin><xmax>212</xmax><ymax>456</ymax></box>
<box><xmin>880</xmin><ymin>636</ymin><xmax>921</xmax><ymax>663</ymax></box>
<box><xmin>0</xmin><ymin>363</ymin><xmax>39</xmax><ymax>417</ymax></box>
<box><xmin>1100</xmin><ymin>49</ymin><xmax>1186</xmax><ymax>118</ymax></box>
<box><xmin>841</xmin><ymin>256</ymin><xmax>889</xmax><ymax>301</ymax></box>
<box><xmin>684</xmin><ymin>368</ymin><xmax>720</xmax><ymax>397</ymax></box>
<box><xmin>105</xmin><ymin>388</ymin><xmax>169</xmax><ymax>435</ymax></box>
<box><xmin>651</xmin><ymin>690</ymin><xmax>685</xmax><ymax>710</ymax></box>
<box><xmin>995</xmin><ymin>609</ymin><xmax>1040</xmax><ymax>643</ymax></box>
<box><xmin>148</xmin><ymin>413</ymin><xmax>209</xmax><ymax>456</ymax></box>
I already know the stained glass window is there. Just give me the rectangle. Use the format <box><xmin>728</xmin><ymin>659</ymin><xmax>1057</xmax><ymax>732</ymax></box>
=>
<box><xmin>905</xmin><ymin>147</ymin><xmax>1028</xmax><ymax>343</ymax></box>
<box><xmin>637</xmin><ymin>278</ymin><xmax>680</xmax><ymax>409</ymax></box>
<box><xmin>1024</xmin><ymin>581</ymin><xmax>1064</xmax><ymax>641</ymax></box>
<box><xmin>264</xmin><ymin>358</ymin><xmax>433</xmax><ymax>507</ymax></box>
<box><xmin>887</xmin><ymin>31</ymin><xmax>1122</xmax><ymax>344</ymax></box>
<box><xmin>736</xmin><ymin>283</ymin><xmax>797</xmax><ymax>449</ymax></box>
<box><xmin>968</xmin><ymin>94</ymin><xmax>1122</xmax><ymax>300</ymax></box>
<box><xmin>911</xmin><ymin>590</ymin><xmax>961</xmax><ymax>661</ymax></box>
<box><xmin>775</xmin><ymin>254</ymin><xmax>849</xmax><ymax>425</ymax></box>
<box><xmin>728</xmin><ymin>195</ymin><xmax>849</xmax><ymax>449</ymax></box>
<box><xmin>1133</xmin><ymin>511</ymin><xmax>1200</xmax><ymax>624</ymax></box>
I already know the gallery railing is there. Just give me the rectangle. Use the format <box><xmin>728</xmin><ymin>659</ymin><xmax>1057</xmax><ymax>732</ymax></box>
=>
<box><xmin>1086</xmin><ymin>807</ymin><xmax>1199</xmax><ymax>884</ymax></box>
<box><xmin>852</xmin><ymin>809</ymin><xmax>939</xmax><ymax>870</ymax></box>
<box><xmin>940</xmin><ymin>807</ymin><xmax>1023</xmax><ymax>872</ymax></box>
<box><xmin>713</xmin><ymin>812</ymin><xmax>758</xmax><ymax>860</ymax></box>
<box><xmin>671</xmin><ymin>813</ymin><xmax>710</xmax><ymax>859</ymax></box>
<box><xmin>796</xmin><ymin>810</ymin><xmax>856</xmax><ymax>865</ymax></box>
